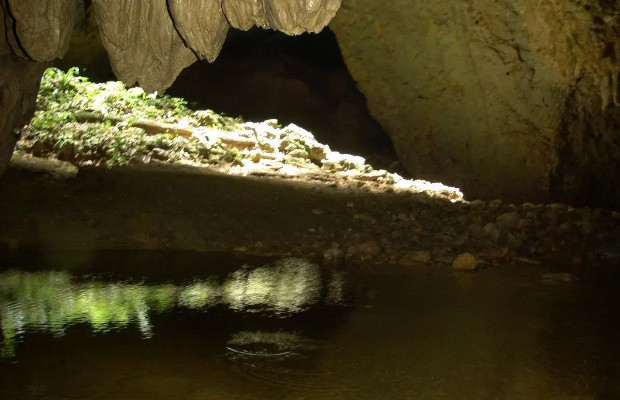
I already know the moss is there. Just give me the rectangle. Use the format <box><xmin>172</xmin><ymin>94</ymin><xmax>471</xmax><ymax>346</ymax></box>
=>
<box><xmin>18</xmin><ymin>67</ymin><xmax>242</xmax><ymax>167</ymax></box>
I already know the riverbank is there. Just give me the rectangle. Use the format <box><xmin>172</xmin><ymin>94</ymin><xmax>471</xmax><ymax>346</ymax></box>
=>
<box><xmin>1</xmin><ymin>154</ymin><xmax>618</xmax><ymax>270</ymax></box>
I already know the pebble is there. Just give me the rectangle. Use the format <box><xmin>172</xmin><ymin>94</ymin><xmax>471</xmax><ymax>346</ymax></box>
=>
<box><xmin>452</xmin><ymin>253</ymin><xmax>478</xmax><ymax>270</ymax></box>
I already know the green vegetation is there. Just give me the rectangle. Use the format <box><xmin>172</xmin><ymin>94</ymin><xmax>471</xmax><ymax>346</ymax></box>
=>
<box><xmin>17</xmin><ymin>67</ymin><xmax>242</xmax><ymax>167</ymax></box>
<box><xmin>16</xmin><ymin>68</ymin><xmax>393</xmax><ymax>181</ymax></box>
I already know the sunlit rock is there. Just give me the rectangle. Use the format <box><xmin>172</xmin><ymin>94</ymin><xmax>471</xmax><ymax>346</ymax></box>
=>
<box><xmin>223</xmin><ymin>0</ymin><xmax>342</xmax><ymax>35</ymax></box>
<box><xmin>168</xmin><ymin>0</ymin><xmax>230</xmax><ymax>62</ymax></box>
<box><xmin>330</xmin><ymin>0</ymin><xmax>620</xmax><ymax>206</ymax></box>
<box><xmin>92</xmin><ymin>0</ymin><xmax>197</xmax><ymax>93</ymax></box>
<box><xmin>321</xmin><ymin>151</ymin><xmax>366</xmax><ymax>172</ymax></box>
<box><xmin>6</xmin><ymin>0</ymin><xmax>81</xmax><ymax>61</ymax></box>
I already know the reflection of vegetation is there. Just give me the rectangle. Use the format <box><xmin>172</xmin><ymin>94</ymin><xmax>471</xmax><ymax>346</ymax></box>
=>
<box><xmin>223</xmin><ymin>258</ymin><xmax>321</xmax><ymax>313</ymax></box>
<box><xmin>0</xmin><ymin>258</ymin><xmax>342</xmax><ymax>358</ymax></box>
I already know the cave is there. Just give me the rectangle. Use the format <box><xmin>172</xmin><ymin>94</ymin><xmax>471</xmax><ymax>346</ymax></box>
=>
<box><xmin>1</xmin><ymin>1</ymin><xmax>620</xmax><ymax>398</ymax></box>
<box><xmin>54</xmin><ymin>21</ymin><xmax>399</xmax><ymax>169</ymax></box>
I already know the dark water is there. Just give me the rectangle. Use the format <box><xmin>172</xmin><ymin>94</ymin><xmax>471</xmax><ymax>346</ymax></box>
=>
<box><xmin>0</xmin><ymin>251</ymin><xmax>619</xmax><ymax>400</ymax></box>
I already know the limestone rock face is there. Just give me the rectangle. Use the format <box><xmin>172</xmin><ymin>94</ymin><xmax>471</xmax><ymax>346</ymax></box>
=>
<box><xmin>222</xmin><ymin>0</ymin><xmax>269</xmax><ymax>30</ymax></box>
<box><xmin>330</xmin><ymin>0</ymin><xmax>620</xmax><ymax>207</ymax></box>
<box><xmin>92</xmin><ymin>0</ymin><xmax>198</xmax><ymax>93</ymax></box>
<box><xmin>0</xmin><ymin>4</ymin><xmax>48</xmax><ymax>175</ymax></box>
<box><xmin>6</xmin><ymin>0</ymin><xmax>81</xmax><ymax>61</ymax></box>
<box><xmin>168</xmin><ymin>0</ymin><xmax>230</xmax><ymax>62</ymax></box>
<box><xmin>223</xmin><ymin>0</ymin><xmax>342</xmax><ymax>35</ymax></box>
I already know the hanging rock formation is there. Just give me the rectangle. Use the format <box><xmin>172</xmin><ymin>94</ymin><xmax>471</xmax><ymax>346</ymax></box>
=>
<box><xmin>223</xmin><ymin>0</ymin><xmax>341</xmax><ymax>35</ymax></box>
<box><xmin>168</xmin><ymin>0</ymin><xmax>230</xmax><ymax>62</ymax></box>
<box><xmin>6</xmin><ymin>0</ymin><xmax>80</xmax><ymax>61</ymax></box>
<box><xmin>92</xmin><ymin>0</ymin><xmax>198</xmax><ymax>93</ymax></box>
<box><xmin>330</xmin><ymin>0</ymin><xmax>620</xmax><ymax>208</ymax></box>
<box><xmin>0</xmin><ymin>0</ymin><xmax>73</xmax><ymax>176</ymax></box>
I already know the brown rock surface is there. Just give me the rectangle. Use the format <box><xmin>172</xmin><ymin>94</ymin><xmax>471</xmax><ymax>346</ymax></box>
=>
<box><xmin>168</xmin><ymin>0</ymin><xmax>229</xmax><ymax>62</ymax></box>
<box><xmin>6</xmin><ymin>0</ymin><xmax>81</xmax><ymax>61</ymax></box>
<box><xmin>452</xmin><ymin>253</ymin><xmax>478</xmax><ymax>270</ymax></box>
<box><xmin>330</xmin><ymin>0</ymin><xmax>620</xmax><ymax>209</ymax></box>
<box><xmin>92</xmin><ymin>0</ymin><xmax>198</xmax><ymax>93</ymax></box>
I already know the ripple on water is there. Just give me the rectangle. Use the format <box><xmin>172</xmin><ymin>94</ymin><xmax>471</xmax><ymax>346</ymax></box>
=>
<box><xmin>224</xmin><ymin>329</ymin><xmax>386</xmax><ymax>394</ymax></box>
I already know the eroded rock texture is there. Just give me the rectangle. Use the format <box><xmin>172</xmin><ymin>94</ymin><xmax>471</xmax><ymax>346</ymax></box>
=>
<box><xmin>92</xmin><ymin>0</ymin><xmax>198</xmax><ymax>94</ymax></box>
<box><xmin>223</xmin><ymin>0</ymin><xmax>342</xmax><ymax>35</ymax></box>
<box><xmin>168</xmin><ymin>0</ymin><xmax>229</xmax><ymax>62</ymax></box>
<box><xmin>0</xmin><ymin>0</ymin><xmax>73</xmax><ymax>175</ymax></box>
<box><xmin>91</xmin><ymin>0</ymin><xmax>340</xmax><ymax>91</ymax></box>
<box><xmin>331</xmin><ymin>0</ymin><xmax>620</xmax><ymax>207</ymax></box>
<box><xmin>6</xmin><ymin>0</ymin><xmax>80</xmax><ymax>61</ymax></box>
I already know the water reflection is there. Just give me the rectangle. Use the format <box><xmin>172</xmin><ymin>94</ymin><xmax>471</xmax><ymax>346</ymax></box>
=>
<box><xmin>0</xmin><ymin>257</ymin><xmax>344</xmax><ymax>358</ymax></box>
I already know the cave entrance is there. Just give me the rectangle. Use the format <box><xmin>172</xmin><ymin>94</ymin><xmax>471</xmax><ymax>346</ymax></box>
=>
<box><xmin>167</xmin><ymin>27</ymin><xmax>398</xmax><ymax>170</ymax></box>
<box><xmin>56</xmin><ymin>24</ymin><xmax>399</xmax><ymax>171</ymax></box>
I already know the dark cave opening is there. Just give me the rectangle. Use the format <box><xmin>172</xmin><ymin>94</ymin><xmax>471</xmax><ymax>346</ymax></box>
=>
<box><xmin>167</xmin><ymin>27</ymin><xmax>398</xmax><ymax>169</ymax></box>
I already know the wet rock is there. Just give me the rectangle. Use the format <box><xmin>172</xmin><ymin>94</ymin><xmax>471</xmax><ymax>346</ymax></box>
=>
<box><xmin>452</xmin><ymin>253</ymin><xmax>477</xmax><ymax>270</ymax></box>
<box><xmin>397</xmin><ymin>250</ymin><xmax>431</xmax><ymax>267</ymax></box>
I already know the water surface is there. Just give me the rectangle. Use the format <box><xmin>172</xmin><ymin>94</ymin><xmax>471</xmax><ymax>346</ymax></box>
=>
<box><xmin>0</xmin><ymin>251</ymin><xmax>619</xmax><ymax>399</ymax></box>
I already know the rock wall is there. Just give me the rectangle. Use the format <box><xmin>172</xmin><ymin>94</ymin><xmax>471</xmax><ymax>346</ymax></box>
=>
<box><xmin>330</xmin><ymin>0</ymin><xmax>620</xmax><ymax>207</ymax></box>
<box><xmin>0</xmin><ymin>0</ymin><xmax>70</xmax><ymax>176</ymax></box>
